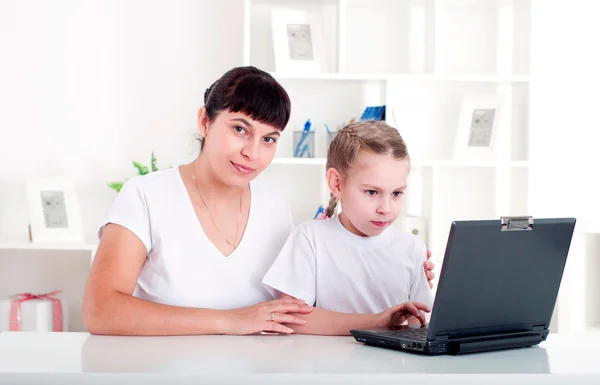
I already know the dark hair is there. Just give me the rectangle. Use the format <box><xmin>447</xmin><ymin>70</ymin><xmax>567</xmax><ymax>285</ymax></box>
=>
<box><xmin>204</xmin><ymin>66</ymin><xmax>291</xmax><ymax>130</ymax></box>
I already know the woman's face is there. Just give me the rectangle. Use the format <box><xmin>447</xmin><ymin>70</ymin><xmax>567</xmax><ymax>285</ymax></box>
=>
<box><xmin>198</xmin><ymin>108</ymin><xmax>281</xmax><ymax>187</ymax></box>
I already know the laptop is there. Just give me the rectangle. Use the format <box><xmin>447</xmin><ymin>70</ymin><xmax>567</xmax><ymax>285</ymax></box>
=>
<box><xmin>350</xmin><ymin>216</ymin><xmax>576</xmax><ymax>355</ymax></box>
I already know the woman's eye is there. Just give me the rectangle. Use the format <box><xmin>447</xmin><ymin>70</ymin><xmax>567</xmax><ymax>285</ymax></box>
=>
<box><xmin>264</xmin><ymin>137</ymin><xmax>277</xmax><ymax>144</ymax></box>
<box><xmin>366</xmin><ymin>190</ymin><xmax>377</xmax><ymax>196</ymax></box>
<box><xmin>234</xmin><ymin>126</ymin><xmax>247</xmax><ymax>134</ymax></box>
<box><xmin>393</xmin><ymin>191</ymin><xmax>404</xmax><ymax>197</ymax></box>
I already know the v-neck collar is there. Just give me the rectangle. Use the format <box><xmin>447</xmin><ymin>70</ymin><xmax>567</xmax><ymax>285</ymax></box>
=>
<box><xmin>175</xmin><ymin>166</ymin><xmax>253</xmax><ymax>259</ymax></box>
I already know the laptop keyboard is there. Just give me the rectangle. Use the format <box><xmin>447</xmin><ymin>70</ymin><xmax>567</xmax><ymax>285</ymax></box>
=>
<box><xmin>375</xmin><ymin>328</ymin><xmax>428</xmax><ymax>340</ymax></box>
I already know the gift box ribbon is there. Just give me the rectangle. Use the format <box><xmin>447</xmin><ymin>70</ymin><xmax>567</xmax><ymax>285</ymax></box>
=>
<box><xmin>8</xmin><ymin>290</ymin><xmax>64</xmax><ymax>332</ymax></box>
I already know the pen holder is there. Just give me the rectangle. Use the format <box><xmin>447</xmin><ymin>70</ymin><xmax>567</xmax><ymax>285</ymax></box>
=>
<box><xmin>293</xmin><ymin>130</ymin><xmax>315</xmax><ymax>158</ymax></box>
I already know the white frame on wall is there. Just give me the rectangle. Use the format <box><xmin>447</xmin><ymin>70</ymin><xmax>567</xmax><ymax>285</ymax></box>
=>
<box><xmin>26</xmin><ymin>177</ymin><xmax>84</xmax><ymax>244</ymax></box>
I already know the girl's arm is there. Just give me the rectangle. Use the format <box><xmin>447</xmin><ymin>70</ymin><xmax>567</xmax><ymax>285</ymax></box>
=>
<box><xmin>279</xmin><ymin>306</ymin><xmax>377</xmax><ymax>336</ymax></box>
<box><xmin>276</xmin><ymin>294</ymin><xmax>428</xmax><ymax>336</ymax></box>
<box><xmin>82</xmin><ymin>224</ymin><xmax>311</xmax><ymax>336</ymax></box>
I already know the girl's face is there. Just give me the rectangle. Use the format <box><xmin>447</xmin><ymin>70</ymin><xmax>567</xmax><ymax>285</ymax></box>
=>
<box><xmin>198</xmin><ymin>108</ymin><xmax>281</xmax><ymax>187</ymax></box>
<box><xmin>332</xmin><ymin>151</ymin><xmax>410</xmax><ymax>237</ymax></box>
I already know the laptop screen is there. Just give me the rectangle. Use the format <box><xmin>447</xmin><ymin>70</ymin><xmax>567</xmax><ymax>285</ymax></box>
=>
<box><xmin>426</xmin><ymin>218</ymin><xmax>575</xmax><ymax>340</ymax></box>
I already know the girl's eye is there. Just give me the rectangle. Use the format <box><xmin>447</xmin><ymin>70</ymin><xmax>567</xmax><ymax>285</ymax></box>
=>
<box><xmin>264</xmin><ymin>137</ymin><xmax>277</xmax><ymax>144</ymax></box>
<box><xmin>393</xmin><ymin>191</ymin><xmax>404</xmax><ymax>197</ymax></box>
<box><xmin>234</xmin><ymin>126</ymin><xmax>247</xmax><ymax>134</ymax></box>
<box><xmin>366</xmin><ymin>190</ymin><xmax>377</xmax><ymax>196</ymax></box>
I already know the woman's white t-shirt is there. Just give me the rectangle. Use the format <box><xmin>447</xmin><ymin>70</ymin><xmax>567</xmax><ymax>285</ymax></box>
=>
<box><xmin>261</xmin><ymin>216</ymin><xmax>433</xmax><ymax>314</ymax></box>
<box><xmin>98</xmin><ymin>167</ymin><xmax>294</xmax><ymax>310</ymax></box>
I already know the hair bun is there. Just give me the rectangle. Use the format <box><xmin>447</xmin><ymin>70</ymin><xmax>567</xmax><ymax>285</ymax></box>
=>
<box><xmin>204</xmin><ymin>82</ymin><xmax>216</xmax><ymax>103</ymax></box>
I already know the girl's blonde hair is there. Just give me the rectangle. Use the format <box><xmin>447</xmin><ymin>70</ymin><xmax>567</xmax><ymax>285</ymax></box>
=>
<box><xmin>325</xmin><ymin>120</ymin><xmax>409</xmax><ymax>218</ymax></box>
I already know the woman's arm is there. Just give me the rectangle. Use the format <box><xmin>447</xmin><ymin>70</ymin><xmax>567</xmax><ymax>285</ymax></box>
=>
<box><xmin>82</xmin><ymin>224</ymin><xmax>311</xmax><ymax>336</ymax></box>
<box><xmin>276</xmin><ymin>294</ymin><xmax>428</xmax><ymax>336</ymax></box>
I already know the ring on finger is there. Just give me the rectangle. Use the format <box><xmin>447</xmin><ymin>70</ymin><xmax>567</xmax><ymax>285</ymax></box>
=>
<box><xmin>270</xmin><ymin>312</ymin><xmax>275</xmax><ymax>322</ymax></box>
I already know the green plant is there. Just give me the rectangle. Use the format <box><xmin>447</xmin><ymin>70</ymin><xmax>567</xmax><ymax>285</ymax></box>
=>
<box><xmin>108</xmin><ymin>152</ymin><xmax>162</xmax><ymax>193</ymax></box>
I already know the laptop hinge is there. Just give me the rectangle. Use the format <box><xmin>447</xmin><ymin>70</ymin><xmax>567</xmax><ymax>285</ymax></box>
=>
<box><xmin>501</xmin><ymin>216</ymin><xmax>534</xmax><ymax>231</ymax></box>
<box><xmin>532</xmin><ymin>324</ymin><xmax>545</xmax><ymax>331</ymax></box>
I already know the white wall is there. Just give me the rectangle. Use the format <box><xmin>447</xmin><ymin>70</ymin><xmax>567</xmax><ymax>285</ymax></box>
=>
<box><xmin>529</xmin><ymin>0</ymin><xmax>600</xmax><ymax>332</ymax></box>
<box><xmin>0</xmin><ymin>0</ymin><xmax>244</xmax><ymax>243</ymax></box>
<box><xmin>529</xmin><ymin>0</ymin><xmax>600</xmax><ymax>230</ymax></box>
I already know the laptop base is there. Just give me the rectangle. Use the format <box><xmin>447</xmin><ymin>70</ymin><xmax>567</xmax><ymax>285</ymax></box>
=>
<box><xmin>350</xmin><ymin>329</ymin><xmax>548</xmax><ymax>356</ymax></box>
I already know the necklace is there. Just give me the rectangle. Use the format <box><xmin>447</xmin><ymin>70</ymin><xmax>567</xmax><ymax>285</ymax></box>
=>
<box><xmin>191</xmin><ymin>162</ymin><xmax>242</xmax><ymax>249</ymax></box>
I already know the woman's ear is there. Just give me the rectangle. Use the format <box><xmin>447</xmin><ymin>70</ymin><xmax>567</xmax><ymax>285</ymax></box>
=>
<box><xmin>197</xmin><ymin>107</ymin><xmax>209</xmax><ymax>138</ymax></box>
<box><xmin>326</xmin><ymin>168</ymin><xmax>343</xmax><ymax>199</ymax></box>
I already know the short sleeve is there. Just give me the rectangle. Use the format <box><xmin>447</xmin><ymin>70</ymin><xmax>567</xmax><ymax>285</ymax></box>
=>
<box><xmin>99</xmin><ymin>178</ymin><xmax>152</xmax><ymax>254</ymax></box>
<box><xmin>409</xmin><ymin>240</ymin><xmax>434</xmax><ymax>308</ymax></box>
<box><xmin>261</xmin><ymin>229</ymin><xmax>316</xmax><ymax>306</ymax></box>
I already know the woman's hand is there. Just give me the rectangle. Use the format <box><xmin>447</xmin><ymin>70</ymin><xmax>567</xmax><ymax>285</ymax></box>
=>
<box><xmin>374</xmin><ymin>302</ymin><xmax>431</xmax><ymax>328</ymax></box>
<box><xmin>424</xmin><ymin>249</ymin><xmax>435</xmax><ymax>288</ymax></box>
<box><xmin>222</xmin><ymin>298</ymin><xmax>313</xmax><ymax>335</ymax></box>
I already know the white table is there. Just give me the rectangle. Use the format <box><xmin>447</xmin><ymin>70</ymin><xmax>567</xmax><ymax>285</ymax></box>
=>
<box><xmin>0</xmin><ymin>330</ymin><xmax>598</xmax><ymax>384</ymax></box>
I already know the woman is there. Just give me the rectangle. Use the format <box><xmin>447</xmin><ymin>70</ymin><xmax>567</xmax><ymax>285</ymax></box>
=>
<box><xmin>82</xmin><ymin>66</ymin><xmax>435</xmax><ymax>336</ymax></box>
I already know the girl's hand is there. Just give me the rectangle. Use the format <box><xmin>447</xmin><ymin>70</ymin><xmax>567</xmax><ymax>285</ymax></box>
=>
<box><xmin>424</xmin><ymin>249</ymin><xmax>435</xmax><ymax>288</ymax></box>
<box><xmin>374</xmin><ymin>302</ymin><xmax>431</xmax><ymax>328</ymax></box>
<box><xmin>223</xmin><ymin>298</ymin><xmax>313</xmax><ymax>335</ymax></box>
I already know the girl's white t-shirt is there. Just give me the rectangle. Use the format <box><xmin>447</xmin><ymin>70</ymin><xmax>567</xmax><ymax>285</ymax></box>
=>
<box><xmin>261</xmin><ymin>216</ymin><xmax>433</xmax><ymax>314</ymax></box>
<box><xmin>98</xmin><ymin>167</ymin><xmax>294</xmax><ymax>310</ymax></box>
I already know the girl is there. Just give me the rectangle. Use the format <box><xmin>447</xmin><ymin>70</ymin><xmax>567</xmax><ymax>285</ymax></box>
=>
<box><xmin>82</xmin><ymin>66</ymin><xmax>435</xmax><ymax>336</ymax></box>
<box><xmin>262</xmin><ymin>120</ymin><xmax>432</xmax><ymax>335</ymax></box>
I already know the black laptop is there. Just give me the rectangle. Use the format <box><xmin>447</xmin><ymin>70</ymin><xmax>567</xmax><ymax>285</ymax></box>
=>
<box><xmin>350</xmin><ymin>216</ymin><xmax>576</xmax><ymax>355</ymax></box>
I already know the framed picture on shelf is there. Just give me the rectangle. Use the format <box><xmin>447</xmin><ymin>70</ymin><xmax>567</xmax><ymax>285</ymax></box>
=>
<box><xmin>26</xmin><ymin>177</ymin><xmax>84</xmax><ymax>243</ymax></box>
<box><xmin>453</xmin><ymin>94</ymin><xmax>506</xmax><ymax>162</ymax></box>
<box><xmin>270</xmin><ymin>8</ymin><xmax>329</xmax><ymax>73</ymax></box>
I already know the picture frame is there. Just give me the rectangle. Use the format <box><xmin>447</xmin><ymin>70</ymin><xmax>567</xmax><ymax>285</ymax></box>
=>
<box><xmin>453</xmin><ymin>94</ymin><xmax>506</xmax><ymax>162</ymax></box>
<box><xmin>26</xmin><ymin>177</ymin><xmax>84</xmax><ymax>243</ymax></box>
<box><xmin>270</xmin><ymin>8</ymin><xmax>329</xmax><ymax>73</ymax></box>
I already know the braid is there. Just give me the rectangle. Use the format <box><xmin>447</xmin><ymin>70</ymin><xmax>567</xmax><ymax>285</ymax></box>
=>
<box><xmin>341</xmin><ymin>126</ymin><xmax>359</xmax><ymax>140</ymax></box>
<box><xmin>325</xmin><ymin>193</ymin><xmax>338</xmax><ymax>218</ymax></box>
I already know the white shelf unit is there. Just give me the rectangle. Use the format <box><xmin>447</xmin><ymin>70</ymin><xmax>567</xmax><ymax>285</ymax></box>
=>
<box><xmin>245</xmin><ymin>0</ymin><xmax>599</xmax><ymax>333</ymax></box>
<box><xmin>0</xmin><ymin>241</ymin><xmax>96</xmax><ymax>332</ymax></box>
<box><xmin>272</xmin><ymin>157</ymin><xmax>530</xmax><ymax>168</ymax></box>
<box><xmin>245</xmin><ymin>0</ymin><xmax>530</xmax><ymax>76</ymax></box>
<box><xmin>268</xmin><ymin>72</ymin><xmax>531</xmax><ymax>82</ymax></box>
<box><xmin>247</xmin><ymin>0</ymin><xmax>532</xmax><ymax>252</ymax></box>
<box><xmin>0</xmin><ymin>242</ymin><xmax>97</xmax><ymax>252</ymax></box>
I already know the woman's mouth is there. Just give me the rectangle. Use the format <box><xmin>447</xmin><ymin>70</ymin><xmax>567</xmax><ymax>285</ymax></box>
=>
<box><xmin>231</xmin><ymin>161</ymin><xmax>255</xmax><ymax>175</ymax></box>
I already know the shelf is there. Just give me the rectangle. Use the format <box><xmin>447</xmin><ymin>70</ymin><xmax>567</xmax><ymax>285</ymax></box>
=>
<box><xmin>270</xmin><ymin>72</ymin><xmax>530</xmax><ymax>83</ymax></box>
<box><xmin>417</xmin><ymin>160</ymin><xmax>530</xmax><ymax>168</ymax></box>
<box><xmin>271</xmin><ymin>72</ymin><xmax>387</xmax><ymax>81</ymax></box>
<box><xmin>251</xmin><ymin>0</ymin><xmax>338</xmax><ymax>4</ymax></box>
<box><xmin>271</xmin><ymin>158</ymin><xmax>529</xmax><ymax>168</ymax></box>
<box><xmin>439</xmin><ymin>74</ymin><xmax>530</xmax><ymax>83</ymax></box>
<box><xmin>0</xmin><ymin>241</ymin><xmax>97</xmax><ymax>251</ymax></box>
<box><xmin>272</xmin><ymin>158</ymin><xmax>326</xmax><ymax>165</ymax></box>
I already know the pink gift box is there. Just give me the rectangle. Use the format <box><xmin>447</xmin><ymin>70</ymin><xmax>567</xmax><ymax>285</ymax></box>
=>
<box><xmin>0</xmin><ymin>291</ymin><xmax>67</xmax><ymax>332</ymax></box>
